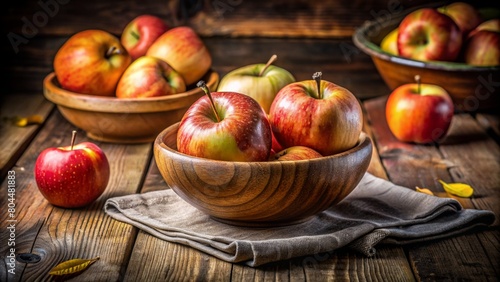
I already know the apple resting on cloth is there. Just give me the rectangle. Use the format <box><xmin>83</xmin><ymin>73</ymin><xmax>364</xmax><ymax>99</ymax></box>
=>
<box><xmin>397</xmin><ymin>8</ymin><xmax>462</xmax><ymax>62</ymax></box>
<box><xmin>272</xmin><ymin>146</ymin><xmax>323</xmax><ymax>161</ymax></box>
<box><xmin>177</xmin><ymin>81</ymin><xmax>272</xmax><ymax>162</ymax></box>
<box><xmin>269</xmin><ymin>72</ymin><xmax>363</xmax><ymax>156</ymax></box>
<box><xmin>385</xmin><ymin>75</ymin><xmax>454</xmax><ymax>144</ymax></box>
<box><xmin>217</xmin><ymin>54</ymin><xmax>296</xmax><ymax>113</ymax></box>
<box><xmin>121</xmin><ymin>14</ymin><xmax>169</xmax><ymax>60</ymax></box>
<box><xmin>54</xmin><ymin>29</ymin><xmax>132</xmax><ymax>96</ymax></box>
<box><xmin>34</xmin><ymin>131</ymin><xmax>110</xmax><ymax>208</ymax></box>
<box><xmin>146</xmin><ymin>26</ymin><xmax>212</xmax><ymax>85</ymax></box>
<box><xmin>116</xmin><ymin>56</ymin><xmax>186</xmax><ymax>98</ymax></box>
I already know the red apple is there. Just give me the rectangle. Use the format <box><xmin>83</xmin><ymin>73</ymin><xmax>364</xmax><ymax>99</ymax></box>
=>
<box><xmin>54</xmin><ymin>29</ymin><xmax>132</xmax><ymax>96</ymax></box>
<box><xmin>121</xmin><ymin>14</ymin><xmax>169</xmax><ymax>60</ymax></box>
<box><xmin>272</xmin><ymin>146</ymin><xmax>323</xmax><ymax>161</ymax></box>
<box><xmin>269</xmin><ymin>72</ymin><xmax>363</xmax><ymax>156</ymax></box>
<box><xmin>217</xmin><ymin>54</ymin><xmax>296</xmax><ymax>113</ymax></box>
<box><xmin>146</xmin><ymin>26</ymin><xmax>212</xmax><ymax>85</ymax></box>
<box><xmin>177</xmin><ymin>81</ymin><xmax>272</xmax><ymax>162</ymax></box>
<box><xmin>463</xmin><ymin>30</ymin><xmax>500</xmax><ymax>66</ymax></box>
<box><xmin>438</xmin><ymin>2</ymin><xmax>482</xmax><ymax>37</ymax></box>
<box><xmin>397</xmin><ymin>8</ymin><xmax>462</xmax><ymax>62</ymax></box>
<box><xmin>34</xmin><ymin>131</ymin><xmax>110</xmax><ymax>208</ymax></box>
<box><xmin>386</xmin><ymin>75</ymin><xmax>454</xmax><ymax>144</ymax></box>
<box><xmin>116</xmin><ymin>56</ymin><xmax>186</xmax><ymax>98</ymax></box>
<box><xmin>469</xmin><ymin>19</ymin><xmax>500</xmax><ymax>37</ymax></box>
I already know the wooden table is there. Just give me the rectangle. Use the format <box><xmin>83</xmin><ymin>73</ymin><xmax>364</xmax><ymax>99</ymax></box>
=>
<box><xmin>1</xmin><ymin>1</ymin><xmax>499</xmax><ymax>281</ymax></box>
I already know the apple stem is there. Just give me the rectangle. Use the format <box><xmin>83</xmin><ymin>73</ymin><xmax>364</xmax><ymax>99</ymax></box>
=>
<box><xmin>415</xmin><ymin>75</ymin><xmax>421</xmax><ymax>94</ymax></box>
<box><xmin>313</xmin><ymin>72</ymin><xmax>323</xmax><ymax>99</ymax></box>
<box><xmin>70</xmin><ymin>130</ymin><xmax>77</xmax><ymax>150</ymax></box>
<box><xmin>131</xmin><ymin>30</ymin><xmax>140</xmax><ymax>41</ymax></box>
<box><xmin>105</xmin><ymin>46</ymin><xmax>121</xmax><ymax>58</ymax></box>
<box><xmin>197</xmin><ymin>80</ymin><xmax>221</xmax><ymax>122</ymax></box>
<box><xmin>258</xmin><ymin>54</ymin><xmax>278</xmax><ymax>77</ymax></box>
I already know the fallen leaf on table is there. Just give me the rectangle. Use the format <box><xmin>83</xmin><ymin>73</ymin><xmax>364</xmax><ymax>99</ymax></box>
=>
<box><xmin>439</xmin><ymin>180</ymin><xmax>474</xmax><ymax>198</ymax></box>
<box><xmin>415</xmin><ymin>186</ymin><xmax>434</xmax><ymax>196</ymax></box>
<box><xmin>12</xmin><ymin>115</ymin><xmax>45</xmax><ymax>127</ymax></box>
<box><xmin>49</xmin><ymin>257</ymin><xmax>99</xmax><ymax>276</ymax></box>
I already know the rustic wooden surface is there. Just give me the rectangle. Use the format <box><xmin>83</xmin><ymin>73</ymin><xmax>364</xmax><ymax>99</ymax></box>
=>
<box><xmin>1</xmin><ymin>0</ymin><xmax>499</xmax><ymax>281</ymax></box>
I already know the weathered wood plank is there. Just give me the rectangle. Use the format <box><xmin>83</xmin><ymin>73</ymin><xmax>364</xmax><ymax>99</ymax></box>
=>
<box><xmin>364</xmin><ymin>95</ymin><xmax>499</xmax><ymax>281</ymax></box>
<box><xmin>0</xmin><ymin>109</ymin><xmax>152</xmax><ymax>281</ymax></box>
<box><xmin>0</xmin><ymin>94</ymin><xmax>53</xmax><ymax>179</ymax></box>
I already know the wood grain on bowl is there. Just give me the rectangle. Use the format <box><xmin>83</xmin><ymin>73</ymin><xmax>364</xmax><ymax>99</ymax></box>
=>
<box><xmin>154</xmin><ymin>122</ymin><xmax>373</xmax><ymax>227</ymax></box>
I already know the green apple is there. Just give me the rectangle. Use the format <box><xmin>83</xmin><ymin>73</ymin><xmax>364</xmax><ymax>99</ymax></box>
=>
<box><xmin>217</xmin><ymin>55</ymin><xmax>296</xmax><ymax>113</ymax></box>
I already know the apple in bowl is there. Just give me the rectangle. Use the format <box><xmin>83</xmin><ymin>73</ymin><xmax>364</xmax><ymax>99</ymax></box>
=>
<box><xmin>269</xmin><ymin>72</ymin><xmax>363</xmax><ymax>156</ymax></box>
<box><xmin>54</xmin><ymin>29</ymin><xmax>132</xmax><ymax>96</ymax></box>
<box><xmin>217</xmin><ymin>55</ymin><xmax>296</xmax><ymax>113</ymax></box>
<box><xmin>120</xmin><ymin>14</ymin><xmax>169</xmax><ymax>60</ymax></box>
<box><xmin>116</xmin><ymin>56</ymin><xmax>186</xmax><ymax>98</ymax></box>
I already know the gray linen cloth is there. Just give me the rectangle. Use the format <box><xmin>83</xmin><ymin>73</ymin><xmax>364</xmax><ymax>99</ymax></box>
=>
<box><xmin>104</xmin><ymin>173</ymin><xmax>495</xmax><ymax>267</ymax></box>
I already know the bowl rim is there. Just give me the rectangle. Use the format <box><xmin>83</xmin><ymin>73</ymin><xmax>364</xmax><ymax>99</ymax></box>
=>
<box><xmin>352</xmin><ymin>6</ymin><xmax>500</xmax><ymax>72</ymax></box>
<box><xmin>155</xmin><ymin>122</ymin><xmax>372</xmax><ymax>165</ymax></box>
<box><xmin>43</xmin><ymin>70</ymin><xmax>220</xmax><ymax>113</ymax></box>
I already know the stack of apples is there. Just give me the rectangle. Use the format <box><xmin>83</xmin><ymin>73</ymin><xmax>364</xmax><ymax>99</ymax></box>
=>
<box><xmin>53</xmin><ymin>14</ymin><xmax>212</xmax><ymax>98</ymax></box>
<box><xmin>176</xmin><ymin>70</ymin><xmax>363</xmax><ymax>162</ymax></box>
<box><xmin>380</xmin><ymin>2</ymin><xmax>500</xmax><ymax>66</ymax></box>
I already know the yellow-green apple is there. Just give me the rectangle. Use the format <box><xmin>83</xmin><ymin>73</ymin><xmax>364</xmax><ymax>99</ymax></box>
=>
<box><xmin>121</xmin><ymin>14</ymin><xmax>169</xmax><ymax>60</ymax></box>
<box><xmin>34</xmin><ymin>131</ymin><xmax>110</xmax><ymax>208</ymax></box>
<box><xmin>177</xmin><ymin>81</ymin><xmax>272</xmax><ymax>162</ymax></box>
<box><xmin>54</xmin><ymin>29</ymin><xmax>132</xmax><ymax>96</ymax></box>
<box><xmin>380</xmin><ymin>28</ymin><xmax>399</xmax><ymax>55</ymax></box>
<box><xmin>467</xmin><ymin>19</ymin><xmax>500</xmax><ymax>37</ymax></box>
<box><xmin>268</xmin><ymin>72</ymin><xmax>363</xmax><ymax>156</ymax></box>
<box><xmin>217</xmin><ymin>55</ymin><xmax>296</xmax><ymax>113</ymax></box>
<box><xmin>397</xmin><ymin>8</ymin><xmax>462</xmax><ymax>62</ymax></box>
<box><xmin>272</xmin><ymin>146</ymin><xmax>323</xmax><ymax>161</ymax></box>
<box><xmin>437</xmin><ymin>2</ymin><xmax>482</xmax><ymax>37</ymax></box>
<box><xmin>146</xmin><ymin>26</ymin><xmax>211</xmax><ymax>85</ymax></box>
<box><xmin>385</xmin><ymin>75</ymin><xmax>454</xmax><ymax>144</ymax></box>
<box><xmin>463</xmin><ymin>30</ymin><xmax>500</xmax><ymax>66</ymax></box>
<box><xmin>116</xmin><ymin>56</ymin><xmax>186</xmax><ymax>98</ymax></box>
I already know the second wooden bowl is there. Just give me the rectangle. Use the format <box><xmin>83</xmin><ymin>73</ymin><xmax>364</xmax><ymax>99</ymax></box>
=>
<box><xmin>43</xmin><ymin>71</ymin><xmax>219</xmax><ymax>143</ymax></box>
<box><xmin>154</xmin><ymin>122</ymin><xmax>373</xmax><ymax>227</ymax></box>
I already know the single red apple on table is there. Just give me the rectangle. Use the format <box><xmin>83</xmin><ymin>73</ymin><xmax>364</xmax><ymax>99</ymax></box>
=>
<box><xmin>147</xmin><ymin>26</ymin><xmax>212</xmax><ymax>85</ymax></box>
<box><xmin>34</xmin><ymin>131</ymin><xmax>110</xmax><ymax>208</ymax></box>
<box><xmin>217</xmin><ymin>54</ymin><xmax>296</xmax><ymax>113</ymax></box>
<box><xmin>463</xmin><ymin>30</ymin><xmax>500</xmax><ymax>66</ymax></box>
<box><xmin>397</xmin><ymin>8</ymin><xmax>462</xmax><ymax>62</ymax></box>
<box><xmin>437</xmin><ymin>2</ymin><xmax>482</xmax><ymax>37</ymax></box>
<box><xmin>177</xmin><ymin>81</ymin><xmax>272</xmax><ymax>162</ymax></box>
<box><xmin>385</xmin><ymin>75</ymin><xmax>454</xmax><ymax>144</ymax></box>
<box><xmin>120</xmin><ymin>14</ymin><xmax>169</xmax><ymax>60</ymax></box>
<box><xmin>54</xmin><ymin>29</ymin><xmax>132</xmax><ymax>96</ymax></box>
<box><xmin>116</xmin><ymin>56</ymin><xmax>186</xmax><ymax>98</ymax></box>
<box><xmin>269</xmin><ymin>72</ymin><xmax>363</xmax><ymax>156</ymax></box>
<box><xmin>272</xmin><ymin>146</ymin><xmax>323</xmax><ymax>161</ymax></box>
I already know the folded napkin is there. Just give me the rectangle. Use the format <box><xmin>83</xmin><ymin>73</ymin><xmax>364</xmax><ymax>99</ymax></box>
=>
<box><xmin>104</xmin><ymin>173</ymin><xmax>495</xmax><ymax>267</ymax></box>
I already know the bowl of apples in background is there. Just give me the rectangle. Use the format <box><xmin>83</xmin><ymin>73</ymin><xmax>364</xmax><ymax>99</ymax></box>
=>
<box><xmin>43</xmin><ymin>15</ymin><xmax>219</xmax><ymax>143</ymax></box>
<box><xmin>352</xmin><ymin>2</ymin><xmax>500</xmax><ymax>112</ymax></box>
<box><xmin>154</xmin><ymin>72</ymin><xmax>373</xmax><ymax>227</ymax></box>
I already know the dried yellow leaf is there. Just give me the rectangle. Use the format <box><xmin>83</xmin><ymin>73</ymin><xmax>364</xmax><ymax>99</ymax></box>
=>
<box><xmin>49</xmin><ymin>257</ymin><xmax>99</xmax><ymax>276</ymax></box>
<box><xmin>439</xmin><ymin>180</ymin><xmax>474</xmax><ymax>198</ymax></box>
<box><xmin>416</xmin><ymin>186</ymin><xmax>434</xmax><ymax>196</ymax></box>
<box><xmin>12</xmin><ymin>115</ymin><xmax>44</xmax><ymax>127</ymax></box>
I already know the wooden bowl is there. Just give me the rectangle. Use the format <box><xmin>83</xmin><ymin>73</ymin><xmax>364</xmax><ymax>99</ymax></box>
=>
<box><xmin>43</xmin><ymin>71</ymin><xmax>219</xmax><ymax>143</ymax></box>
<box><xmin>154</xmin><ymin>122</ymin><xmax>373</xmax><ymax>227</ymax></box>
<box><xmin>352</xmin><ymin>10</ymin><xmax>500</xmax><ymax>112</ymax></box>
